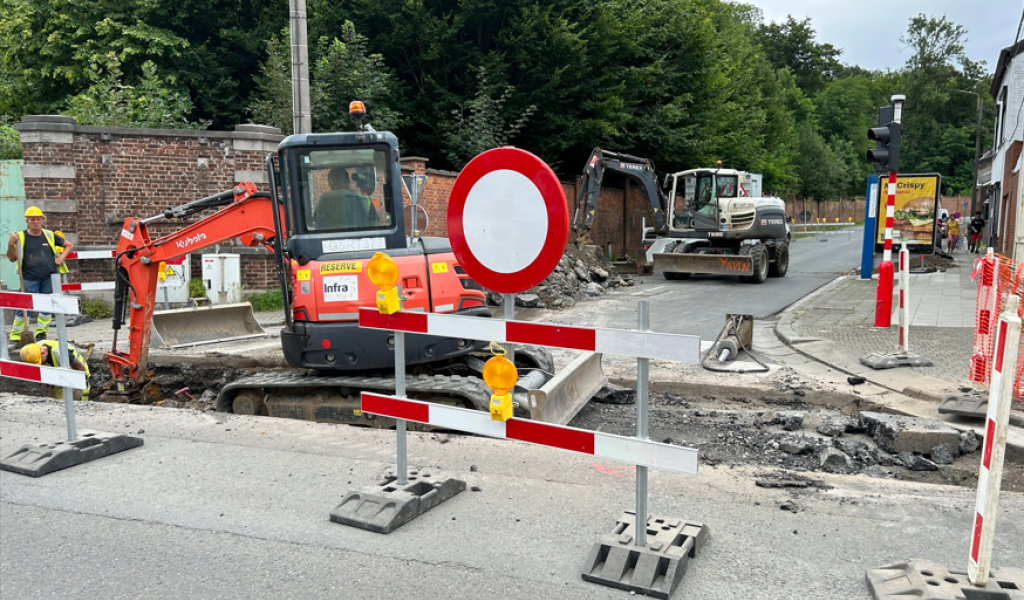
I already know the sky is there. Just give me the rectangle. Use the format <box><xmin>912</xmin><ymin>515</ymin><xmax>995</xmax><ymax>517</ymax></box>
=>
<box><xmin>755</xmin><ymin>0</ymin><xmax>1022</xmax><ymax>73</ymax></box>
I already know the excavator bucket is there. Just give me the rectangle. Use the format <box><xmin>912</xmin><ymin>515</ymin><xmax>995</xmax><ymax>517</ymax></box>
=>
<box><xmin>522</xmin><ymin>352</ymin><xmax>607</xmax><ymax>425</ymax></box>
<box><xmin>150</xmin><ymin>303</ymin><xmax>267</xmax><ymax>348</ymax></box>
<box><xmin>652</xmin><ymin>252</ymin><xmax>753</xmax><ymax>277</ymax></box>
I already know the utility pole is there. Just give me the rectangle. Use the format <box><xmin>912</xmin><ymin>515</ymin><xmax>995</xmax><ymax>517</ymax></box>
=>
<box><xmin>951</xmin><ymin>89</ymin><xmax>983</xmax><ymax>217</ymax></box>
<box><xmin>289</xmin><ymin>0</ymin><xmax>312</xmax><ymax>134</ymax></box>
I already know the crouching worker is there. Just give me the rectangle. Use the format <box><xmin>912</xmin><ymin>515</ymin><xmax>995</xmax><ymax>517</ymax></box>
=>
<box><xmin>20</xmin><ymin>341</ymin><xmax>91</xmax><ymax>401</ymax></box>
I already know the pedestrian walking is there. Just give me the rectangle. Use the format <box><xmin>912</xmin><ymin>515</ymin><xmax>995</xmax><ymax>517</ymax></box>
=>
<box><xmin>5</xmin><ymin>206</ymin><xmax>73</xmax><ymax>351</ymax></box>
<box><xmin>947</xmin><ymin>213</ymin><xmax>960</xmax><ymax>253</ymax></box>
<box><xmin>19</xmin><ymin>341</ymin><xmax>91</xmax><ymax>401</ymax></box>
<box><xmin>969</xmin><ymin>211</ymin><xmax>986</xmax><ymax>253</ymax></box>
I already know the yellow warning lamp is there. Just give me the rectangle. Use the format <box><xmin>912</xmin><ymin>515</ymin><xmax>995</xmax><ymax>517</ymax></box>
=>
<box><xmin>483</xmin><ymin>343</ymin><xmax>517</xmax><ymax>421</ymax></box>
<box><xmin>349</xmin><ymin>101</ymin><xmax>367</xmax><ymax>130</ymax></box>
<box><xmin>157</xmin><ymin>261</ymin><xmax>168</xmax><ymax>281</ymax></box>
<box><xmin>367</xmin><ymin>252</ymin><xmax>401</xmax><ymax>314</ymax></box>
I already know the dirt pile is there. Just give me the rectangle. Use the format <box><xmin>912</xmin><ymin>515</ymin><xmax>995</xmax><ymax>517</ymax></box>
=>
<box><xmin>486</xmin><ymin>244</ymin><xmax>635</xmax><ymax>309</ymax></box>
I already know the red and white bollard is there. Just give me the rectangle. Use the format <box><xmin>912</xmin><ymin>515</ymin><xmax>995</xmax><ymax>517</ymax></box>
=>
<box><xmin>971</xmin><ymin>248</ymin><xmax>999</xmax><ymax>384</ymax></box>
<box><xmin>968</xmin><ymin>294</ymin><xmax>1020</xmax><ymax>586</ymax></box>
<box><xmin>898</xmin><ymin>242</ymin><xmax>910</xmax><ymax>353</ymax></box>
<box><xmin>875</xmin><ymin>172</ymin><xmax>897</xmax><ymax>327</ymax></box>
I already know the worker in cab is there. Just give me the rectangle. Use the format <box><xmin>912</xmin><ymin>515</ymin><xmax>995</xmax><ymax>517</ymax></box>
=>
<box><xmin>20</xmin><ymin>341</ymin><xmax>91</xmax><ymax>401</ymax></box>
<box><xmin>314</xmin><ymin>168</ymin><xmax>379</xmax><ymax>230</ymax></box>
<box><xmin>5</xmin><ymin>206</ymin><xmax>73</xmax><ymax>350</ymax></box>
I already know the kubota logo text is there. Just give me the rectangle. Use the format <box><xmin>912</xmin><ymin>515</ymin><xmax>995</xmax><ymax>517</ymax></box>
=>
<box><xmin>176</xmin><ymin>232</ymin><xmax>207</xmax><ymax>250</ymax></box>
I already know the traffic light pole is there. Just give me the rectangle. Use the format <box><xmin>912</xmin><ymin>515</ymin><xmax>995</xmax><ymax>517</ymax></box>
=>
<box><xmin>875</xmin><ymin>171</ymin><xmax>897</xmax><ymax>327</ymax></box>
<box><xmin>869</xmin><ymin>94</ymin><xmax>905</xmax><ymax>328</ymax></box>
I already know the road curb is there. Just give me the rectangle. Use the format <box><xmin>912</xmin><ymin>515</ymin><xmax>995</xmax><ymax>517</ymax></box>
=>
<box><xmin>775</xmin><ymin>274</ymin><xmax>850</xmax><ymax>345</ymax></box>
<box><xmin>772</xmin><ymin>273</ymin><xmax>1024</xmax><ymax>454</ymax></box>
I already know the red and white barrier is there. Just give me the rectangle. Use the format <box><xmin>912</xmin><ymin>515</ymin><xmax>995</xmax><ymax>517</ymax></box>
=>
<box><xmin>0</xmin><ymin>291</ymin><xmax>79</xmax><ymax>315</ymax></box>
<box><xmin>64</xmin><ymin>250</ymin><xmax>117</xmax><ymax>260</ymax></box>
<box><xmin>898</xmin><ymin>243</ymin><xmax>910</xmax><ymax>353</ymax></box>
<box><xmin>0</xmin><ymin>360</ymin><xmax>88</xmax><ymax>390</ymax></box>
<box><xmin>970</xmin><ymin>249</ymin><xmax>999</xmax><ymax>384</ymax></box>
<box><xmin>361</xmin><ymin>392</ymin><xmax>699</xmax><ymax>475</ymax></box>
<box><xmin>60</xmin><ymin>251</ymin><xmax>185</xmax><ymax>292</ymax></box>
<box><xmin>968</xmin><ymin>295</ymin><xmax>1020</xmax><ymax>586</ymax></box>
<box><xmin>358</xmin><ymin>308</ymin><xmax>702</xmax><ymax>362</ymax></box>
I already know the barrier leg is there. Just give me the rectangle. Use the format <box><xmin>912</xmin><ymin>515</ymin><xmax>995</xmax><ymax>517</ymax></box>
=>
<box><xmin>52</xmin><ymin>274</ymin><xmax>78</xmax><ymax>441</ymax></box>
<box><xmin>865</xmin><ymin>296</ymin><xmax>1024</xmax><ymax>598</ymax></box>
<box><xmin>330</xmin><ymin>287</ymin><xmax>465</xmax><ymax>533</ymax></box>
<box><xmin>395</xmin><ymin>330</ymin><xmax>408</xmax><ymax>485</ymax></box>
<box><xmin>581</xmin><ymin>298</ymin><xmax>709</xmax><ymax>598</ymax></box>
<box><xmin>635</xmin><ymin>300</ymin><xmax>649</xmax><ymax>548</ymax></box>
<box><xmin>0</xmin><ymin>306</ymin><xmax>6</xmax><ymax>362</ymax></box>
<box><xmin>899</xmin><ymin>243</ymin><xmax>910</xmax><ymax>355</ymax></box>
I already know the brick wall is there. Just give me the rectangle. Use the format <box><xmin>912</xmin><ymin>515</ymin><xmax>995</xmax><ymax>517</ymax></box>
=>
<box><xmin>998</xmin><ymin>141</ymin><xmax>1023</xmax><ymax>255</ymax></box>
<box><xmin>15</xmin><ymin>115</ymin><xmax>282</xmax><ymax>289</ymax></box>
<box><xmin>22</xmin><ymin>116</ymin><xmax>979</xmax><ymax>288</ymax></box>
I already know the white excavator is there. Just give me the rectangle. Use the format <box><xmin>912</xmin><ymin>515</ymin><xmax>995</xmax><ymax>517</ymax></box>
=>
<box><xmin>574</xmin><ymin>149</ymin><xmax>790</xmax><ymax>283</ymax></box>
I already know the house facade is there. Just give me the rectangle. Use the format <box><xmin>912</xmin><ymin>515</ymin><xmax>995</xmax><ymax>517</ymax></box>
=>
<box><xmin>982</xmin><ymin>41</ymin><xmax>1024</xmax><ymax>258</ymax></box>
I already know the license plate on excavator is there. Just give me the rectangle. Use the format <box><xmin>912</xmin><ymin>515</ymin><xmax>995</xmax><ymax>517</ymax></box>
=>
<box><xmin>652</xmin><ymin>253</ymin><xmax>753</xmax><ymax>276</ymax></box>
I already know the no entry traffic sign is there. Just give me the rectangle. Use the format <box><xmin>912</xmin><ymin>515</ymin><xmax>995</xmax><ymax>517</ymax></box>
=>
<box><xmin>447</xmin><ymin>147</ymin><xmax>569</xmax><ymax>294</ymax></box>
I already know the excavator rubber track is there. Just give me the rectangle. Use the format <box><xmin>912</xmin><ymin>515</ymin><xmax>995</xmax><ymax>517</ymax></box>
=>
<box><xmin>216</xmin><ymin>371</ymin><xmax>496</xmax><ymax>429</ymax></box>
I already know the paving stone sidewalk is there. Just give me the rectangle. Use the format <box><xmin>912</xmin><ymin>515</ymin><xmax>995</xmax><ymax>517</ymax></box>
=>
<box><xmin>787</xmin><ymin>255</ymin><xmax>979</xmax><ymax>386</ymax></box>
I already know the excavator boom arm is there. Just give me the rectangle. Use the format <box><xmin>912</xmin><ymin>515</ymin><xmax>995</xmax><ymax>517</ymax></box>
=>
<box><xmin>573</xmin><ymin>148</ymin><xmax>669</xmax><ymax>236</ymax></box>
<box><xmin>106</xmin><ymin>183</ymin><xmax>285</xmax><ymax>391</ymax></box>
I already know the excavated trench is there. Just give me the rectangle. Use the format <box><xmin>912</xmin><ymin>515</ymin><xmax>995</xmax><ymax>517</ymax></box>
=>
<box><xmin>14</xmin><ymin>358</ymin><xmax>1013</xmax><ymax>491</ymax></box>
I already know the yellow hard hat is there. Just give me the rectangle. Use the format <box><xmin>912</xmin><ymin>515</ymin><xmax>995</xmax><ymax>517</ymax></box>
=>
<box><xmin>24</xmin><ymin>206</ymin><xmax>44</xmax><ymax>218</ymax></box>
<box><xmin>20</xmin><ymin>343</ymin><xmax>41</xmax><ymax>364</ymax></box>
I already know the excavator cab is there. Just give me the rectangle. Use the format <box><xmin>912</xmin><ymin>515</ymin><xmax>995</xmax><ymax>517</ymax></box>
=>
<box><xmin>276</xmin><ymin>133</ymin><xmax>406</xmax><ymax>261</ymax></box>
<box><xmin>267</xmin><ymin>129</ymin><xmax>493</xmax><ymax>372</ymax></box>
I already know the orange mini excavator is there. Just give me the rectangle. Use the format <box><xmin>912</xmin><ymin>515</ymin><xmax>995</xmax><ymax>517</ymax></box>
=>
<box><xmin>104</xmin><ymin>104</ymin><xmax>604</xmax><ymax>426</ymax></box>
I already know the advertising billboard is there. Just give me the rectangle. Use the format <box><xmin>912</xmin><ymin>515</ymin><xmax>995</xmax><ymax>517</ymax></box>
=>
<box><xmin>874</xmin><ymin>173</ymin><xmax>941</xmax><ymax>248</ymax></box>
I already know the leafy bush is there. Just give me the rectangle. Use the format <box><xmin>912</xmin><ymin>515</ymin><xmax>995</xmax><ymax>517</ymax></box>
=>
<box><xmin>188</xmin><ymin>279</ymin><xmax>206</xmax><ymax>298</ymax></box>
<box><xmin>80</xmin><ymin>298</ymin><xmax>113</xmax><ymax>319</ymax></box>
<box><xmin>247</xmin><ymin>289</ymin><xmax>284</xmax><ymax>312</ymax></box>
<box><xmin>0</xmin><ymin>115</ymin><xmax>22</xmax><ymax>160</ymax></box>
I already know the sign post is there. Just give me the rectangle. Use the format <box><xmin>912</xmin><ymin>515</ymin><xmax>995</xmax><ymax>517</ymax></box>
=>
<box><xmin>861</xmin><ymin>175</ymin><xmax>879</xmax><ymax>279</ymax></box>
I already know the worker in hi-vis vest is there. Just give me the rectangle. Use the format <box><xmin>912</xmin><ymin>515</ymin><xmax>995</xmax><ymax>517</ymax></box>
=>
<box><xmin>5</xmin><ymin>206</ymin><xmax>73</xmax><ymax>349</ymax></box>
<box><xmin>20</xmin><ymin>341</ymin><xmax>91</xmax><ymax>401</ymax></box>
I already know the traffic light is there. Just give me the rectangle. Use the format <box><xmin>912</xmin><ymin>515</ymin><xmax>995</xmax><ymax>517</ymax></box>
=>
<box><xmin>866</xmin><ymin>105</ymin><xmax>901</xmax><ymax>172</ymax></box>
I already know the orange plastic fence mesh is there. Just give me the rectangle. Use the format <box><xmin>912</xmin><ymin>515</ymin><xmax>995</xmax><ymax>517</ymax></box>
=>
<box><xmin>971</xmin><ymin>253</ymin><xmax>1024</xmax><ymax>402</ymax></box>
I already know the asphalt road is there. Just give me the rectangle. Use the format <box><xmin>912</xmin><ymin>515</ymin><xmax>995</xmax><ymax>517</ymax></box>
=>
<box><xmin>548</xmin><ymin>227</ymin><xmax>865</xmax><ymax>341</ymax></box>
<box><xmin>2</xmin><ymin>396</ymin><xmax>1022</xmax><ymax>599</ymax></box>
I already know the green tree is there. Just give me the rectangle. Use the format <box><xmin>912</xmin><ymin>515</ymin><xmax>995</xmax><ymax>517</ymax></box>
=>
<box><xmin>249</xmin><ymin>22</ymin><xmax>404</xmax><ymax>136</ymax></box>
<box><xmin>0</xmin><ymin>0</ymin><xmax>285</xmax><ymax>127</ymax></box>
<box><xmin>64</xmin><ymin>59</ymin><xmax>207</xmax><ymax>129</ymax></box>
<box><xmin>445</xmin><ymin>67</ymin><xmax>536</xmax><ymax>167</ymax></box>
<box><xmin>310</xmin><ymin>22</ymin><xmax>404</xmax><ymax>133</ymax></box>
<box><xmin>758</xmin><ymin>16</ymin><xmax>842</xmax><ymax>96</ymax></box>
<box><xmin>896</xmin><ymin>14</ymin><xmax>993</xmax><ymax>195</ymax></box>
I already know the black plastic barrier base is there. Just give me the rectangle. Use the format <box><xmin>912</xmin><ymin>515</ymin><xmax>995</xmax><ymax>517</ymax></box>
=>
<box><xmin>866</xmin><ymin>559</ymin><xmax>1024</xmax><ymax>599</ymax></box>
<box><xmin>860</xmin><ymin>353</ymin><xmax>934</xmax><ymax>370</ymax></box>
<box><xmin>330</xmin><ymin>469</ymin><xmax>466</xmax><ymax>534</ymax></box>
<box><xmin>582</xmin><ymin>511</ymin><xmax>710</xmax><ymax>599</ymax></box>
<box><xmin>0</xmin><ymin>431</ymin><xmax>144</xmax><ymax>477</ymax></box>
<box><xmin>938</xmin><ymin>391</ymin><xmax>988</xmax><ymax>419</ymax></box>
